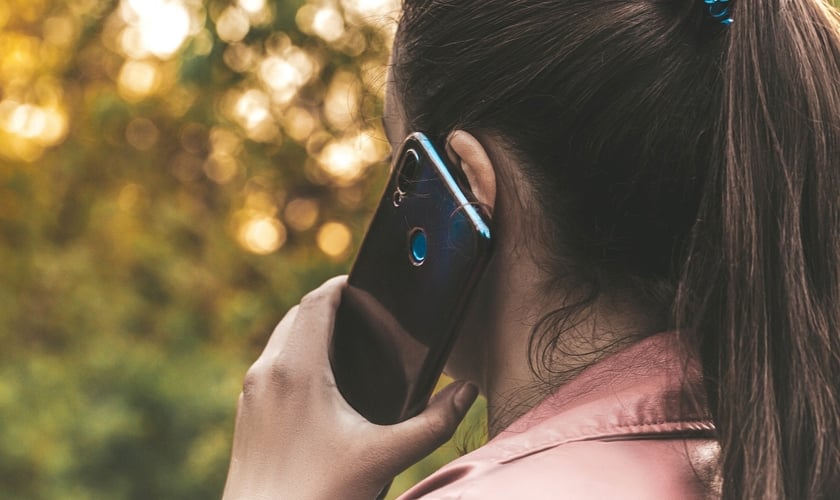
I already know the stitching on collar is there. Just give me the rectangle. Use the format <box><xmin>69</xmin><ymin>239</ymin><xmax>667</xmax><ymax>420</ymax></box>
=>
<box><xmin>497</xmin><ymin>419</ymin><xmax>716</xmax><ymax>464</ymax></box>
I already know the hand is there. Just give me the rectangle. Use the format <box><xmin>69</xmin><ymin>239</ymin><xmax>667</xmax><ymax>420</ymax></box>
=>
<box><xmin>222</xmin><ymin>276</ymin><xmax>479</xmax><ymax>500</ymax></box>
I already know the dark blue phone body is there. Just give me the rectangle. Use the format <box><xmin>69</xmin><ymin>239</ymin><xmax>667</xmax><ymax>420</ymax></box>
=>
<box><xmin>330</xmin><ymin>132</ymin><xmax>493</xmax><ymax>425</ymax></box>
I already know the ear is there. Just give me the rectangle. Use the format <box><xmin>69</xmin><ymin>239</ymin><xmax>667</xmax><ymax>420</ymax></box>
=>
<box><xmin>445</xmin><ymin>130</ymin><xmax>497</xmax><ymax>213</ymax></box>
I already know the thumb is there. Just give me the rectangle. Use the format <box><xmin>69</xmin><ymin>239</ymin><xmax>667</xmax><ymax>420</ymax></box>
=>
<box><xmin>375</xmin><ymin>381</ymin><xmax>479</xmax><ymax>474</ymax></box>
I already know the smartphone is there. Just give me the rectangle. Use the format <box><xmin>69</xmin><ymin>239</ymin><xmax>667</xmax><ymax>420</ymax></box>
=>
<box><xmin>330</xmin><ymin>132</ymin><xmax>493</xmax><ymax>425</ymax></box>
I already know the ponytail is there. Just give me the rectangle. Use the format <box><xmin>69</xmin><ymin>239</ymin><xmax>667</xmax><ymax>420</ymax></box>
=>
<box><xmin>679</xmin><ymin>1</ymin><xmax>840</xmax><ymax>497</ymax></box>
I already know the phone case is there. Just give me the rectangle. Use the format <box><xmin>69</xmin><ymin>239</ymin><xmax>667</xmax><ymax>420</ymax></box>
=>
<box><xmin>330</xmin><ymin>132</ymin><xmax>493</xmax><ymax>425</ymax></box>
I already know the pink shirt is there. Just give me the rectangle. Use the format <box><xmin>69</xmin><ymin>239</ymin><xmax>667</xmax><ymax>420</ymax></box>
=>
<box><xmin>399</xmin><ymin>333</ymin><xmax>720</xmax><ymax>499</ymax></box>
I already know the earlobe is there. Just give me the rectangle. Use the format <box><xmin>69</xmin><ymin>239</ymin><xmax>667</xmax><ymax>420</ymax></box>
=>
<box><xmin>445</xmin><ymin>131</ymin><xmax>497</xmax><ymax>213</ymax></box>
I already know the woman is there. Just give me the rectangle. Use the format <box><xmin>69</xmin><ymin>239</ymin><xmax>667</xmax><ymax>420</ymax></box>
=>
<box><xmin>222</xmin><ymin>0</ymin><xmax>840</xmax><ymax>498</ymax></box>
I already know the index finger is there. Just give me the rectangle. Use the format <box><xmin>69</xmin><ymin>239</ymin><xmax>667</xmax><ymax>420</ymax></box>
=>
<box><xmin>284</xmin><ymin>275</ymin><xmax>348</xmax><ymax>357</ymax></box>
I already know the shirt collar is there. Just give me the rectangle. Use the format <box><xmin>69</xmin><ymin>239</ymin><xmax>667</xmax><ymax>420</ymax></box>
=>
<box><xmin>472</xmin><ymin>332</ymin><xmax>714</xmax><ymax>464</ymax></box>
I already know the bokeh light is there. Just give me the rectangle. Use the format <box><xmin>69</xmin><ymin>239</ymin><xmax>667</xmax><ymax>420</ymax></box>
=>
<box><xmin>118</xmin><ymin>60</ymin><xmax>161</xmax><ymax>100</ymax></box>
<box><xmin>317</xmin><ymin>221</ymin><xmax>353</xmax><ymax>257</ymax></box>
<box><xmin>0</xmin><ymin>32</ymin><xmax>41</xmax><ymax>80</ymax></box>
<box><xmin>125</xmin><ymin>118</ymin><xmax>160</xmax><ymax>151</ymax></box>
<box><xmin>324</xmin><ymin>70</ymin><xmax>361</xmax><ymax>130</ymax></box>
<box><xmin>258</xmin><ymin>46</ymin><xmax>317</xmax><ymax>104</ymax></box>
<box><xmin>204</xmin><ymin>153</ymin><xmax>240</xmax><ymax>184</ymax></box>
<box><xmin>222</xmin><ymin>42</ymin><xmax>257</xmax><ymax>73</ymax></box>
<box><xmin>312</xmin><ymin>6</ymin><xmax>345</xmax><ymax>43</ymax></box>
<box><xmin>233</xmin><ymin>88</ymin><xmax>273</xmax><ymax>138</ymax></box>
<box><xmin>0</xmin><ymin>98</ymin><xmax>68</xmax><ymax>161</ymax></box>
<box><xmin>319</xmin><ymin>139</ymin><xmax>361</xmax><ymax>182</ymax></box>
<box><xmin>284</xmin><ymin>198</ymin><xmax>320</xmax><ymax>231</ymax></box>
<box><xmin>209</xmin><ymin>127</ymin><xmax>243</xmax><ymax>156</ymax></box>
<box><xmin>216</xmin><ymin>6</ymin><xmax>250</xmax><ymax>44</ymax></box>
<box><xmin>0</xmin><ymin>102</ymin><xmax>66</xmax><ymax>144</ymax></box>
<box><xmin>118</xmin><ymin>0</ymin><xmax>198</xmax><ymax>59</ymax></box>
<box><xmin>238</xmin><ymin>0</ymin><xmax>266</xmax><ymax>15</ymax></box>
<box><xmin>282</xmin><ymin>106</ymin><xmax>316</xmax><ymax>143</ymax></box>
<box><xmin>318</xmin><ymin>131</ymin><xmax>387</xmax><ymax>184</ymax></box>
<box><xmin>238</xmin><ymin>214</ymin><xmax>287</xmax><ymax>254</ymax></box>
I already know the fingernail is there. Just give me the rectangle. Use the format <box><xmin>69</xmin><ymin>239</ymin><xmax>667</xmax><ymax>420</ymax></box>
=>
<box><xmin>454</xmin><ymin>382</ymin><xmax>479</xmax><ymax>414</ymax></box>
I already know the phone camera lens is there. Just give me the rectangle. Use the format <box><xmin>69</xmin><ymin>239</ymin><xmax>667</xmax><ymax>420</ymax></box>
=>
<box><xmin>397</xmin><ymin>148</ymin><xmax>421</xmax><ymax>194</ymax></box>
<box><xmin>409</xmin><ymin>228</ymin><xmax>427</xmax><ymax>266</ymax></box>
<box><xmin>392</xmin><ymin>189</ymin><xmax>403</xmax><ymax>207</ymax></box>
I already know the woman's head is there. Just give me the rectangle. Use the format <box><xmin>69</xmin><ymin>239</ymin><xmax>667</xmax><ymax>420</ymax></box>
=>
<box><xmin>388</xmin><ymin>1</ymin><xmax>840</xmax><ymax>498</ymax></box>
<box><xmin>386</xmin><ymin>0</ymin><xmax>725</xmax><ymax>401</ymax></box>
<box><xmin>391</xmin><ymin>0</ymin><xmax>725</xmax><ymax>322</ymax></box>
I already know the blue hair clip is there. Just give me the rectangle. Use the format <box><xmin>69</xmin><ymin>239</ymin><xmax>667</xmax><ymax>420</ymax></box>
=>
<box><xmin>704</xmin><ymin>0</ymin><xmax>733</xmax><ymax>25</ymax></box>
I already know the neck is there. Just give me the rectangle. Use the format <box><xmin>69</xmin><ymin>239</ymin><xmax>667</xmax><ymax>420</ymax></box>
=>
<box><xmin>456</xmin><ymin>249</ymin><xmax>659</xmax><ymax>438</ymax></box>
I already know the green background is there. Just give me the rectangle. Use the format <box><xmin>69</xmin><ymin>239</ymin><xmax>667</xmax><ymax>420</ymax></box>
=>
<box><xmin>0</xmin><ymin>0</ymin><xmax>485</xmax><ymax>498</ymax></box>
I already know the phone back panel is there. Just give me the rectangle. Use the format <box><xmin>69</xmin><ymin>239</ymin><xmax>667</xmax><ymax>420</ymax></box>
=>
<box><xmin>330</xmin><ymin>133</ymin><xmax>492</xmax><ymax>424</ymax></box>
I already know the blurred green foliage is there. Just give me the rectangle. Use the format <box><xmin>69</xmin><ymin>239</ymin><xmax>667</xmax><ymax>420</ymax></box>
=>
<box><xmin>0</xmin><ymin>0</ymin><xmax>484</xmax><ymax>498</ymax></box>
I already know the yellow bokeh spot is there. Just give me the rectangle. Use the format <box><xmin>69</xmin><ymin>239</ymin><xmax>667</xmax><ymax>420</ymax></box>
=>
<box><xmin>319</xmin><ymin>140</ymin><xmax>362</xmax><ymax>183</ymax></box>
<box><xmin>317</xmin><ymin>221</ymin><xmax>352</xmax><ymax>257</ymax></box>
<box><xmin>238</xmin><ymin>0</ymin><xmax>266</xmax><ymax>15</ymax></box>
<box><xmin>125</xmin><ymin>118</ymin><xmax>160</xmax><ymax>151</ymax></box>
<box><xmin>324</xmin><ymin>71</ymin><xmax>360</xmax><ymax>130</ymax></box>
<box><xmin>0</xmin><ymin>32</ymin><xmax>41</xmax><ymax>81</ymax></box>
<box><xmin>42</xmin><ymin>110</ymin><xmax>68</xmax><ymax>145</ymax></box>
<box><xmin>312</xmin><ymin>7</ymin><xmax>344</xmax><ymax>43</ymax></box>
<box><xmin>118</xmin><ymin>60</ymin><xmax>160</xmax><ymax>100</ymax></box>
<box><xmin>203</xmin><ymin>153</ymin><xmax>239</xmax><ymax>184</ymax></box>
<box><xmin>0</xmin><ymin>100</ymin><xmax>68</xmax><ymax>146</ymax></box>
<box><xmin>234</xmin><ymin>89</ymin><xmax>273</xmax><ymax>133</ymax></box>
<box><xmin>282</xmin><ymin>106</ymin><xmax>316</xmax><ymax>143</ymax></box>
<box><xmin>8</xmin><ymin>105</ymin><xmax>44</xmax><ymax>139</ymax></box>
<box><xmin>259</xmin><ymin>60</ymin><xmax>300</xmax><ymax>103</ymax></box>
<box><xmin>209</xmin><ymin>127</ymin><xmax>243</xmax><ymax>156</ymax></box>
<box><xmin>222</xmin><ymin>43</ymin><xmax>256</xmax><ymax>73</ymax></box>
<box><xmin>317</xmin><ymin>131</ymin><xmax>385</xmax><ymax>184</ymax></box>
<box><xmin>120</xmin><ymin>0</ymin><xmax>192</xmax><ymax>59</ymax></box>
<box><xmin>216</xmin><ymin>6</ymin><xmax>250</xmax><ymax>44</ymax></box>
<box><xmin>246</xmin><ymin>119</ymin><xmax>280</xmax><ymax>143</ymax></box>
<box><xmin>352</xmin><ymin>130</ymin><xmax>386</xmax><ymax>163</ymax></box>
<box><xmin>258</xmin><ymin>48</ymin><xmax>316</xmax><ymax>104</ymax></box>
<box><xmin>119</xmin><ymin>26</ymin><xmax>146</xmax><ymax>60</ymax></box>
<box><xmin>284</xmin><ymin>198</ymin><xmax>319</xmax><ymax>231</ymax></box>
<box><xmin>238</xmin><ymin>215</ymin><xmax>286</xmax><ymax>255</ymax></box>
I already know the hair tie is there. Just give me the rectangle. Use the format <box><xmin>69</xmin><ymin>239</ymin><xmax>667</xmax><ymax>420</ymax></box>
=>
<box><xmin>704</xmin><ymin>0</ymin><xmax>733</xmax><ymax>25</ymax></box>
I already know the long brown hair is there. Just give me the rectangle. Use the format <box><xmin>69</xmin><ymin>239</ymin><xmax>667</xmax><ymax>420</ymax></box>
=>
<box><xmin>678</xmin><ymin>1</ymin><xmax>840</xmax><ymax>497</ymax></box>
<box><xmin>394</xmin><ymin>0</ymin><xmax>840</xmax><ymax>497</ymax></box>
